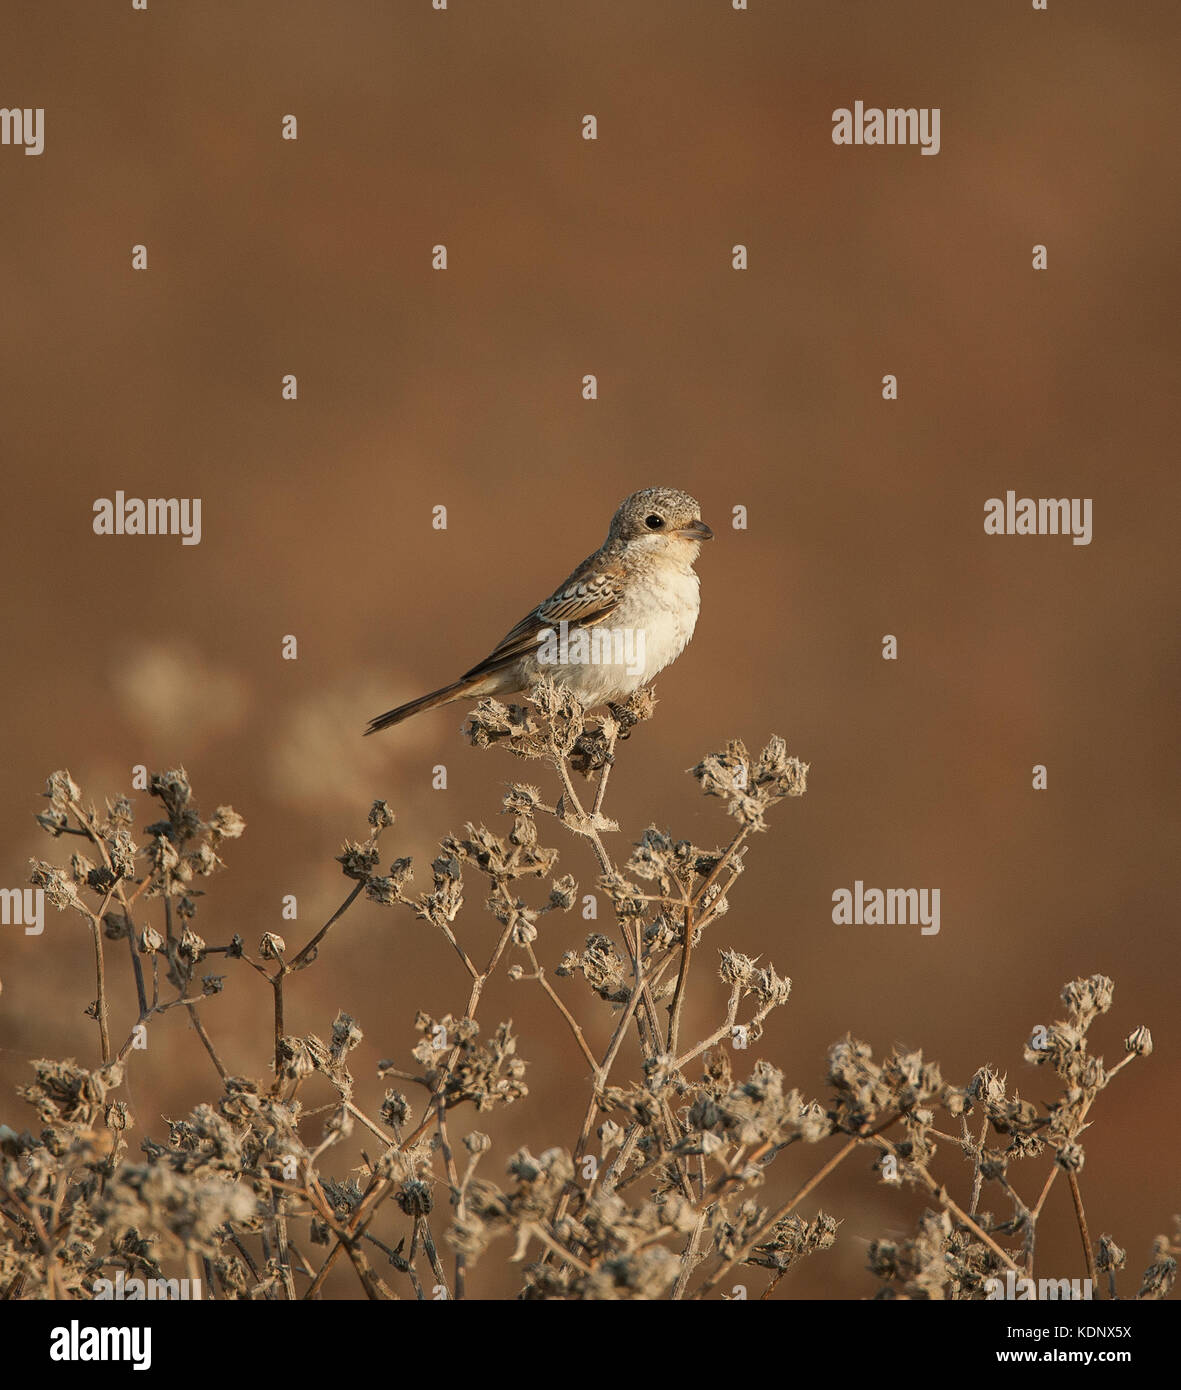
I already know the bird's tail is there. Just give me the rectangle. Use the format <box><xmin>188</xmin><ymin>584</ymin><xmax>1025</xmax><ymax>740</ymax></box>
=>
<box><xmin>364</xmin><ymin>676</ymin><xmax>487</xmax><ymax>736</ymax></box>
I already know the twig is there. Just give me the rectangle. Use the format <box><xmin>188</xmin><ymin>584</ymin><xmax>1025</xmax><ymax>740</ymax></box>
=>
<box><xmin>875</xmin><ymin>1134</ymin><xmax>1021</xmax><ymax>1275</ymax></box>
<box><xmin>523</xmin><ymin>945</ymin><xmax>599</xmax><ymax>1072</ymax></box>
<box><xmin>84</xmin><ymin>911</ymin><xmax>112</xmax><ymax>1064</ymax></box>
<box><xmin>667</xmin><ymin>900</ymin><xmax>695</xmax><ymax>1055</ymax></box>
<box><xmin>589</xmin><ymin>718</ymin><xmax>618</xmax><ymax>821</ymax></box>
<box><xmin>1067</xmin><ymin>1170</ymin><xmax>1097</xmax><ymax>1288</ymax></box>
<box><xmin>672</xmin><ymin>1208</ymin><xmax>710</xmax><ymax>1300</ymax></box>
<box><xmin>669</xmin><ymin>827</ymin><xmax>750</xmax><ymax>1055</ymax></box>
<box><xmin>417</xmin><ymin>1218</ymin><xmax>450</xmax><ymax>1300</ymax></box>
<box><xmin>271</xmin><ymin>1191</ymin><xmax>297</xmax><ymax>1301</ymax></box>
<box><xmin>692</xmin><ymin>1116</ymin><xmax>901</xmax><ymax>1300</ymax></box>
<box><xmin>289</xmin><ymin>879</ymin><xmax>370</xmax><ymax>972</ymax></box>
<box><xmin>434</xmin><ymin>1096</ymin><xmax>466</xmax><ymax>1300</ymax></box>
<box><xmin>186</xmin><ymin>1003</ymin><xmax>228</xmax><ymax>1080</ymax></box>
<box><xmin>271</xmin><ymin>974</ymin><xmax>285</xmax><ymax>1079</ymax></box>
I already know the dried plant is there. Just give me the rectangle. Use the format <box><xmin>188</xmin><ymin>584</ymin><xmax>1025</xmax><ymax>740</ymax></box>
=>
<box><xmin>0</xmin><ymin>681</ymin><xmax>1173</xmax><ymax>1300</ymax></box>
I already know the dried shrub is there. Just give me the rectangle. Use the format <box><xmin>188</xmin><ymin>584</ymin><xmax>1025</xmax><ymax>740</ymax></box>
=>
<box><xmin>1</xmin><ymin>679</ymin><xmax>1172</xmax><ymax>1300</ymax></box>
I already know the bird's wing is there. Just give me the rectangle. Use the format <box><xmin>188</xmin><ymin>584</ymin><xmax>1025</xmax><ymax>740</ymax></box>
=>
<box><xmin>461</xmin><ymin>557</ymin><xmax>626</xmax><ymax>680</ymax></box>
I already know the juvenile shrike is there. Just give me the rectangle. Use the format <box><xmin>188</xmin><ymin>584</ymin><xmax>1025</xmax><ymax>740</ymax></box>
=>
<box><xmin>365</xmin><ymin>487</ymin><xmax>712</xmax><ymax>734</ymax></box>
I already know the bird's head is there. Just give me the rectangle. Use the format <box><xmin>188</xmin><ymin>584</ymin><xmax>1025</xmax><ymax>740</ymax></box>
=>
<box><xmin>608</xmin><ymin>487</ymin><xmax>713</xmax><ymax>556</ymax></box>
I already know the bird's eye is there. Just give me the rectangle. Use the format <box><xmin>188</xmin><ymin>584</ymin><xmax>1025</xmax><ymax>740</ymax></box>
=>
<box><xmin>645</xmin><ymin>514</ymin><xmax>664</xmax><ymax>529</ymax></box>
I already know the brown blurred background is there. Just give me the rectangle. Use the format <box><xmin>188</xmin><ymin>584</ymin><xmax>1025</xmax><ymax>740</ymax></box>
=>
<box><xmin>1</xmin><ymin>1</ymin><xmax>1178</xmax><ymax>1298</ymax></box>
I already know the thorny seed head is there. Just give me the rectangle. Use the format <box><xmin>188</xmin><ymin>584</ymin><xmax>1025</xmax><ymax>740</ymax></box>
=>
<box><xmin>746</xmin><ymin>1212</ymin><xmax>839</xmax><ymax>1273</ymax></box>
<box><xmin>103</xmin><ymin>830</ymin><xmax>137</xmax><ymax>882</ymax></box>
<box><xmin>177</xmin><ymin>929</ymin><xmax>206</xmax><ymax>964</ymax></box>
<box><xmin>547</xmin><ymin>873</ymin><xmax>577</xmax><ymax>911</ymax></box>
<box><xmin>502</xmin><ymin>784</ymin><xmax>543</xmax><ymax>814</ymax></box>
<box><xmin>410</xmin><ymin>1015</ymin><xmax>529</xmax><ymax>1113</ymax></box>
<box><xmin>1055</xmin><ymin>1141</ymin><xmax>1085</xmax><ymax>1173</ymax></box>
<box><xmin>380</xmin><ymin>1091</ymin><xmax>411</xmax><ymax>1129</ymax></box>
<box><xmin>103</xmin><ymin>911</ymin><xmax>129</xmax><ymax>942</ymax></box>
<box><xmin>28</xmin><ymin>862</ymin><xmax>81</xmax><ymax>912</ymax></box>
<box><xmin>149</xmin><ymin>768</ymin><xmax>192</xmax><ymax>817</ymax></box>
<box><xmin>692</xmin><ymin>737</ymin><xmax>808</xmax><ymax>832</ymax></box>
<box><xmin>1137</xmin><ymin>1240</ymin><xmax>1177</xmax><ymax>1300</ymax></box>
<box><xmin>718</xmin><ymin>951</ymin><xmax>792</xmax><ymax>1009</ymax></box>
<box><xmin>560</xmin><ymin>934</ymin><xmax>630</xmax><ymax>1005</ymax></box>
<box><xmin>396</xmin><ymin>1180</ymin><xmax>434</xmax><ymax>1217</ymax></box>
<box><xmin>1061</xmin><ymin>974</ymin><xmax>1114</xmax><ymax>1026</ymax></box>
<box><xmin>46</xmin><ymin>770</ymin><xmax>83</xmax><ymax>810</ymax></box>
<box><xmin>598</xmin><ymin>1120</ymin><xmax>624</xmax><ymax>1152</ymax></box>
<box><xmin>337</xmin><ymin>840</ymin><xmax>380</xmax><ymax>881</ymax></box>
<box><xmin>1097</xmin><ymin>1234</ymin><xmax>1127</xmax><ymax>1273</ymax></box>
<box><xmin>206</xmin><ymin>805</ymin><xmax>246</xmax><ymax>842</ymax></box>
<box><xmin>464</xmin><ymin>697</ymin><xmax>546</xmax><ymax>758</ymax></box>
<box><xmin>330</xmin><ymin>1012</ymin><xmax>363</xmax><ymax>1061</ymax></box>
<box><xmin>968</xmin><ymin>1066</ymin><xmax>1006</xmax><ymax>1107</ymax></box>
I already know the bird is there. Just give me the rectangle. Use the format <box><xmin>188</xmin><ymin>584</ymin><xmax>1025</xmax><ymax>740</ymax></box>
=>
<box><xmin>365</xmin><ymin>486</ymin><xmax>712</xmax><ymax>734</ymax></box>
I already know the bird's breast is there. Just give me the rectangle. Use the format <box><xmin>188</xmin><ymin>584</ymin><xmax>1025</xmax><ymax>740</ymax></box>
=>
<box><xmin>614</xmin><ymin>563</ymin><xmax>701</xmax><ymax>679</ymax></box>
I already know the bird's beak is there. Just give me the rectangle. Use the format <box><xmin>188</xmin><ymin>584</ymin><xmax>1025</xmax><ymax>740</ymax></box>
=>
<box><xmin>675</xmin><ymin>518</ymin><xmax>713</xmax><ymax>541</ymax></box>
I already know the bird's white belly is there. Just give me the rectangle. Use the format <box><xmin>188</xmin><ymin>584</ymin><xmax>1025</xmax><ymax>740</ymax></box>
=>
<box><xmin>535</xmin><ymin>564</ymin><xmax>700</xmax><ymax>705</ymax></box>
